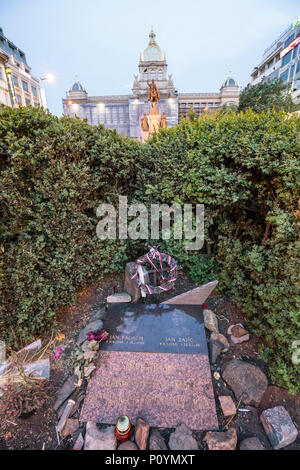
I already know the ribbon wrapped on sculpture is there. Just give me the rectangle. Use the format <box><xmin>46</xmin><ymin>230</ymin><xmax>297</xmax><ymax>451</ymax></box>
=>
<box><xmin>131</xmin><ymin>246</ymin><xmax>177</xmax><ymax>295</ymax></box>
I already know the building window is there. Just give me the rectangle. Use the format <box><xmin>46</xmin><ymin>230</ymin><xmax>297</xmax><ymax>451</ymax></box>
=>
<box><xmin>22</xmin><ymin>80</ymin><xmax>28</xmax><ymax>92</ymax></box>
<box><xmin>150</xmin><ymin>69</ymin><xmax>156</xmax><ymax>80</ymax></box>
<box><xmin>31</xmin><ymin>86</ymin><xmax>37</xmax><ymax>97</ymax></box>
<box><xmin>158</xmin><ymin>69</ymin><xmax>163</xmax><ymax>80</ymax></box>
<box><xmin>280</xmin><ymin>70</ymin><xmax>289</xmax><ymax>82</ymax></box>
<box><xmin>284</xmin><ymin>34</ymin><xmax>295</xmax><ymax>48</ymax></box>
<box><xmin>34</xmin><ymin>102</ymin><xmax>39</xmax><ymax>108</ymax></box>
<box><xmin>292</xmin><ymin>44</ymin><xmax>299</xmax><ymax>60</ymax></box>
<box><xmin>16</xmin><ymin>94</ymin><xmax>22</xmax><ymax>104</ymax></box>
<box><xmin>282</xmin><ymin>50</ymin><xmax>292</xmax><ymax>67</ymax></box>
<box><xmin>12</xmin><ymin>74</ymin><xmax>19</xmax><ymax>87</ymax></box>
<box><xmin>25</xmin><ymin>98</ymin><xmax>31</xmax><ymax>106</ymax></box>
<box><xmin>293</xmin><ymin>61</ymin><xmax>300</xmax><ymax>90</ymax></box>
<box><xmin>289</xmin><ymin>64</ymin><xmax>295</xmax><ymax>82</ymax></box>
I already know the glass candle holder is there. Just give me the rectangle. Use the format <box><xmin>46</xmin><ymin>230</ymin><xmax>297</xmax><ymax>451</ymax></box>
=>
<box><xmin>114</xmin><ymin>415</ymin><xmax>132</xmax><ymax>442</ymax></box>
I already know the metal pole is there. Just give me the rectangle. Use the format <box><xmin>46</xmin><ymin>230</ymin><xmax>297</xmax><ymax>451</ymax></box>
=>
<box><xmin>40</xmin><ymin>78</ymin><xmax>47</xmax><ymax>109</ymax></box>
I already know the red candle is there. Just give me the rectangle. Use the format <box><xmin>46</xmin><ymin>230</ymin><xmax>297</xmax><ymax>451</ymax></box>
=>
<box><xmin>114</xmin><ymin>415</ymin><xmax>132</xmax><ymax>442</ymax></box>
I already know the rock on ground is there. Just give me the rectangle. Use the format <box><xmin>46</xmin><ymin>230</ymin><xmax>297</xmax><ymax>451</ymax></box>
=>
<box><xmin>203</xmin><ymin>309</ymin><xmax>218</xmax><ymax>332</ymax></box>
<box><xmin>135</xmin><ymin>418</ymin><xmax>150</xmax><ymax>450</ymax></box>
<box><xmin>260</xmin><ymin>406</ymin><xmax>298</xmax><ymax>449</ymax></box>
<box><xmin>84</xmin><ymin>423</ymin><xmax>117</xmax><ymax>450</ymax></box>
<box><xmin>222</xmin><ymin>359</ymin><xmax>268</xmax><ymax>406</ymax></box>
<box><xmin>210</xmin><ymin>332</ymin><xmax>229</xmax><ymax>352</ymax></box>
<box><xmin>73</xmin><ymin>432</ymin><xmax>84</xmax><ymax>450</ymax></box>
<box><xmin>228</xmin><ymin>323</ymin><xmax>250</xmax><ymax>344</ymax></box>
<box><xmin>54</xmin><ymin>375</ymin><xmax>78</xmax><ymax>411</ymax></box>
<box><xmin>118</xmin><ymin>441</ymin><xmax>138</xmax><ymax>450</ymax></box>
<box><xmin>61</xmin><ymin>418</ymin><xmax>79</xmax><ymax>438</ymax></box>
<box><xmin>209</xmin><ymin>340</ymin><xmax>224</xmax><ymax>364</ymax></box>
<box><xmin>239</xmin><ymin>437</ymin><xmax>265</xmax><ymax>450</ymax></box>
<box><xmin>168</xmin><ymin>423</ymin><xmax>198</xmax><ymax>450</ymax></box>
<box><xmin>77</xmin><ymin>319</ymin><xmax>103</xmax><ymax>345</ymax></box>
<box><xmin>218</xmin><ymin>396</ymin><xmax>236</xmax><ymax>417</ymax></box>
<box><xmin>204</xmin><ymin>428</ymin><xmax>237</xmax><ymax>450</ymax></box>
<box><xmin>149</xmin><ymin>429</ymin><xmax>168</xmax><ymax>450</ymax></box>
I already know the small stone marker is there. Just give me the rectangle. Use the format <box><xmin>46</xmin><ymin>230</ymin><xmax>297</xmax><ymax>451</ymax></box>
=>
<box><xmin>106</xmin><ymin>293</ymin><xmax>131</xmax><ymax>303</ymax></box>
<box><xmin>260</xmin><ymin>406</ymin><xmax>298</xmax><ymax>449</ymax></box>
<box><xmin>80</xmin><ymin>304</ymin><xmax>218</xmax><ymax>430</ymax></box>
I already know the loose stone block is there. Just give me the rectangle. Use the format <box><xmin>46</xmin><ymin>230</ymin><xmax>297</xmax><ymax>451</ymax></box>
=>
<box><xmin>135</xmin><ymin>418</ymin><xmax>150</xmax><ymax>450</ymax></box>
<box><xmin>61</xmin><ymin>418</ymin><xmax>79</xmax><ymax>437</ymax></box>
<box><xmin>260</xmin><ymin>406</ymin><xmax>298</xmax><ymax>449</ymax></box>
<box><xmin>239</xmin><ymin>437</ymin><xmax>265</xmax><ymax>450</ymax></box>
<box><xmin>168</xmin><ymin>423</ymin><xmax>198</xmax><ymax>450</ymax></box>
<box><xmin>149</xmin><ymin>429</ymin><xmax>168</xmax><ymax>450</ymax></box>
<box><xmin>218</xmin><ymin>396</ymin><xmax>236</xmax><ymax>417</ymax></box>
<box><xmin>84</xmin><ymin>423</ymin><xmax>117</xmax><ymax>450</ymax></box>
<box><xmin>118</xmin><ymin>441</ymin><xmax>138</xmax><ymax>450</ymax></box>
<box><xmin>204</xmin><ymin>428</ymin><xmax>237</xmax><ymax>450</ymax></box>
<box><xmin>204</xmin><ymin>309</ymin><xmax>219</xmax><ymax>333</ymax></box>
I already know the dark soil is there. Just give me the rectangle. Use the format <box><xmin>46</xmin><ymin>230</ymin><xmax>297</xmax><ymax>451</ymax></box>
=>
<box><xmin>0</xmin><ymin>271</ymin><xmax>299</xmax><ymax>450</ymax></box>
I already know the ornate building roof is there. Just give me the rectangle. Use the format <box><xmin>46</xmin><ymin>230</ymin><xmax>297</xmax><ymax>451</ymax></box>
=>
<box><xmin>140</xmin><ymin>27</ymin><xmax>165</xmax><ymax>62</ymax></box>
<box><xmin>70</xmin><ymin>80</ymin><xmax>86</xmax><ymax>92</ymax></box>
<box><xmin>223</xmin><ymin>74</ymin><xmax>238</xmax><ymax>87</ymax></box>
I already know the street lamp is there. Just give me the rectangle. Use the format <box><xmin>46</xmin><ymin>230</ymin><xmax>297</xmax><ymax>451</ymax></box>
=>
<box><xmin>40</xmin><ymin>73</ymin><xmax>55</xmax><ymax>109</ymax></box>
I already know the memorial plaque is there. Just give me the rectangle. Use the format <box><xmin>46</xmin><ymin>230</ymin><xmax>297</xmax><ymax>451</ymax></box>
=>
<box><xmin>80</xmin><ymin>304</ymin><xmax>219</xmax><ymax>430</ymax></box>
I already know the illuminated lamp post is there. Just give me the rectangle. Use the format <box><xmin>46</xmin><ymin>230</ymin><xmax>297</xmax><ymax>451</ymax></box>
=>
<box><xmin>40</xmin><ymin>73</ymin><xmax>55</xmax><ymax>109</ymax></box>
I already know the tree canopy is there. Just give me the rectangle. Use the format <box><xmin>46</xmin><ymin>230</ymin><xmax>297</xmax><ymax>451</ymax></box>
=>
<box><xmin>238</xmin><ymin>79</ymin><xmax>295</xmax><ymax>113</ymax></box>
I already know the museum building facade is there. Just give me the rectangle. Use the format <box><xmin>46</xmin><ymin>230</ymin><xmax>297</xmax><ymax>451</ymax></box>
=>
<box><xmin>62</xmin><ymin>28</ymin><xmax>240</xmax><ymax>140</ymax></box>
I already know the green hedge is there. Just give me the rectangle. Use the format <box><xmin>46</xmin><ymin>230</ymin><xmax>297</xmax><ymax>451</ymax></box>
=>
<box><xmin>0</xmin><ymin>105</ymin><xmax>299</xmax><ymax>392</ymax></box>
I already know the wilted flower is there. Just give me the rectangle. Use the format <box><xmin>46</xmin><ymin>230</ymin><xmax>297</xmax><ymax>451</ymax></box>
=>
<box><xmin>86</xmin><ymin>329</ymin><xmax>109</xmax><ymax>342</ymax></box>
<box><xmin>56</xmin><ymin>333</ymin><xmax>65</xmax><ymax>341</ymax></box>
<box><xmin>53</xmin><ymin>347</ymin><xmax>62</xmax><ymax>358</ymax></box>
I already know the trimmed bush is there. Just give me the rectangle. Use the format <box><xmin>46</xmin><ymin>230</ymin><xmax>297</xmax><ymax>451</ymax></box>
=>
<box><xmin>0</xmin><ymin>105</ymin><xmax>299</xmax><ymax>392</ymax></box>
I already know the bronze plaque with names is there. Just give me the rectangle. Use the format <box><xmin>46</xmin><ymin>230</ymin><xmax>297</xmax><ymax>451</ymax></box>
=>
<box><xmin>80</xmin><ymin>304</ymin><xmax>219</xmax><ymax>430</ymax></box>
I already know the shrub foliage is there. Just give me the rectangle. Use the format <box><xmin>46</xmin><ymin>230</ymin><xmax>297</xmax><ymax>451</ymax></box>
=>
<box><xmin>0</xmin><ymin>105</ymin><xmax>299</xmax><ymax>392</ymax></box>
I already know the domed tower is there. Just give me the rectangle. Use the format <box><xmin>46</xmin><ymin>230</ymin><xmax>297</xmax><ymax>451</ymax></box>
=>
<box><xmin>63</xmin><ymin>78</ymin><xmax>87</xmax><ymax>120</ymax></box>
<box><xmin>67</xmin><ymin>79</ymin><xmax>87</xmax><ymax>100</ymax></box>
<box><xmin>220</xmin><ymin>72</ymin><xmax>240</xmax><ymax>106</ymax></box>
<box><xmin>132</xmin><ymin>27</ymin><xmax>176</xmax><ymax>98</ymax></box>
